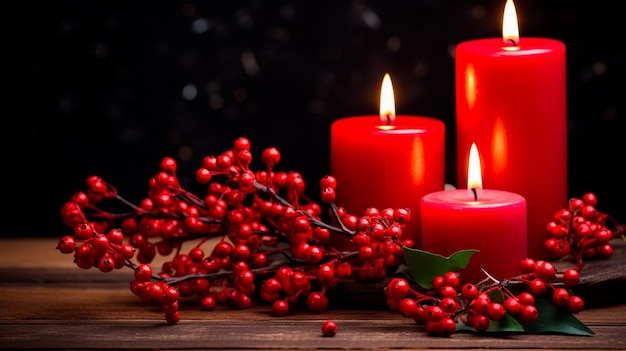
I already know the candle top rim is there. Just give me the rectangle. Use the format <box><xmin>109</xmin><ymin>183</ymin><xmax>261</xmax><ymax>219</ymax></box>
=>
<box><xmin>457</xmin><ymin>37</ymin><xmax>565</xmax><ymax>55</ymax></box>
<box><xmin>332</xmin><ymin>115</ymin><xmax>444</xmax><ymax>129</ymax></box>
<box><xmin>422</xmin><ymin>189</ymin><xmax>526</xmax><ymax>208</ymax></box>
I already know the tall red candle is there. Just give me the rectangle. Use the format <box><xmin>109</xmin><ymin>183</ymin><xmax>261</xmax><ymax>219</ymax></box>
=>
<box><xmin>331</xmin><ymin>74</ymin><xmax>445</xmax><ymax>246</ymax></box>
<box><xmin>421</xmin><ymin>143</ymin><xmax>527</xmax><ymax>284</ymax></box>
<box><xmin>455</xmin><ymin>0</ymin><xmax>566</xmax><ymax>259</ymax></box>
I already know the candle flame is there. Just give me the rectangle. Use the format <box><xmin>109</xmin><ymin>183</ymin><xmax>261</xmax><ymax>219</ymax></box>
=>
<box><xmin>502</xmin><ymin>0</ymin><xmax>519</xmax><ymax>47</ymax></box>
<box><xmin>467</xmin><ymin>142</ymin><xmax>483</xmax><ymax>192</ymax></box>
<box><xmin>379</xmin><ymin>73</ymin><xmax>396</xmax><ymax>125</ymax></box>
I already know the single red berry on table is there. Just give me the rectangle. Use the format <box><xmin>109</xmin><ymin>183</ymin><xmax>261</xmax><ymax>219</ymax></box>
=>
<box><xmin>322</xmin><ymin>320</ymin><xmax>337</xmax><ymax>337</ymax></box>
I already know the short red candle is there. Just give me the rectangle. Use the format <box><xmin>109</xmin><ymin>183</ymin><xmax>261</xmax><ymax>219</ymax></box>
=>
<box><xmin>455</xmin><ymin>0</ymin><xmax>567</xmax><ymax>259</ymax></box>
<box><xmin>421</xmin><ymin>143</ymin><xmax>527</xmax><ymax>284</ymax></box>
<box><xmin>331</xmin><ymin>74</ymin><xmax>445</xmax><ymax>246</ymax></box>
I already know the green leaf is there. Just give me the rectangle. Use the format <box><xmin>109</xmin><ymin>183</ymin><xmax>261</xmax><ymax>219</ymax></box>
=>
<box><xmin>401</xmin><ymin>246</ymin><xmax>478</xmax><ymax>288</ymax></box>
<box><xmin>522</xmin><ymin>296</ymin><xmax>594</xmax><ymax>336</ymax></box>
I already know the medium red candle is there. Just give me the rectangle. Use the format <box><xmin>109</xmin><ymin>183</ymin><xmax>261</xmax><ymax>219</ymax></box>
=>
<box><xmin>331</xmin><ymin>74</ymin><xmax>445</xmax><ymax>246</ymax></box>
<box><xmin>455</xmin><ymin>0</ymin><xmax>567</xmax><ymax>259</ymax></box>
<box><xmin>421</xmin><ymin>143</ymin><xmax>527</xmax><ymax>284</ymax></box>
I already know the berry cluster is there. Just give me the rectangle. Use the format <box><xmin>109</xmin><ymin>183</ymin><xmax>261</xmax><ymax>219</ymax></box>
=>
<box><xmin>544</xmin><ymin>192</ymin><xmax>622</xmax><ymax>270</ymax></box>
<box><xmin>386</xmin><ymin>257</ymin><xmax>584</xmax><ymax>336</ymax></box>
<box><xmin>56</xmin><ymin>136</ymin><xmax>620</xmax><ymax>336</ymax></box>
<box><xmin>57</xmin><ymin>137</ymin><xmax>412</xmax><ymax>324</ymax></box>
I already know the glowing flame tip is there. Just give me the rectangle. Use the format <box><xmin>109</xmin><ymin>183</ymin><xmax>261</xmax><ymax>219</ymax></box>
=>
<box><xmin>467</xmin><ymin>143</ymin><xmax>483</xmax><ymax>192</ymax></box>
<box><xmin>379</xmin><ymin>73</ymin><xmax>396</xmax><ymax>125</ymax></box>
<box><xmin>502</xmin><ymin>0</ymin><xmax>519</xmax><ymax>46</ymax></box>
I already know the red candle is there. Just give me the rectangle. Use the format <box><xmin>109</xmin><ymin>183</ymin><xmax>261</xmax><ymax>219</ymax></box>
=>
<box><xmin>455</xmin><ymin>0</ymin><xmax>567</xmax><ymax>259</ymax></box>
<box><xmin>331</xmin><ymin>74</ymin><xmax>445</xmax><ymax>246</ymax></box>
<box><xmin>421</xmin><ymin>143</ymin><xmax>527</xmax><ymax>284</ymax></box>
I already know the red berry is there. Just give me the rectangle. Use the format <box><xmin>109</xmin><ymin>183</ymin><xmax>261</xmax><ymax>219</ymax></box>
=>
<box><xmin>536</xmin><ymin>261</ymin><xmax>557</xmax><ymax>281</ymax></box>
<box><xmin>518</xmin><ymin>304</ymin><xmax>539</xmax><ymax>323</ymax></box>
<box><xmin>582</xmin><ymin>192</ymin><xmax>598</xmax><ymax>206</ymax></box>
<box><xmin>134</xmin><ymin>264</ymin><xmax>153</xmax><ymax>282</ymax></box>
<box><xmin>595</xmin><ymin>228</ymin><xmax>613</xmax><ymax>243</ymax></box>
<box><xmin>439</xmin><ymin>285</ymin><xmax>457</xmax><ymax>299</ymax></box>
<box><xmin>550</xmin><ymin>239</ymin><xmax>571</xmax><ymax>258</ymax></box>
<box><xmin>432</xmin><ymin>276</ymin><xmax>445</xmax><ymax>291</ymax></box>
<box><xmin>159</xmin><ymin>157</ymin><xmax>177</xmax><ymax>173</ymax></box>
<box><xmin>504</xmin><ymin>297</ymin><xmax>522</xmax><ymax>316</ymax></box>
<box><xmin>232</xmin><ymin>136</ymin><xmax>250</xmax><ymax>151</ymax></box>
<box><xmin>561</xmin><ymin>268</ymin><xmax>580</xmax><ymax>286</ymax></box>
<box><xmin>443</xmin><ymin>271</ymin><xmax>460</xmax><ymax>289</ymax></box>
<box><xmin>440</xmin><ymin>317</ymin><xmax>457</xmax><ymax>336</ymax></box>
<box><xmin>398</xmin><ymin>298</ymin><xmax>418</xmax><ymax>318</ymax></box>
<box><xmin>195</xmin><ymin>168</ymin><xmax>212</xmax><ymax>184</ymax></box>
<box><xmin>386</xmin><ymin>278</ymin><xmax>410</xmax><ymax>299</ymax></box>
<box><xmin>567</xmin><ymin>295</ymin><xmax>584</xmax><ymax>313</ymax></box>
<box><xmin>581</xmin><ymin>205</ymin><xmax>597</xmax><ymax>221</ymax></box>
<box><xmin>320</xmin><ymin>186</ymin><xmax>336</xmax><ymax>203</ymax></box>
<box><xmin>440</xmin><ymin>297</ymin><xmax>460</xmax><ymax>313</ymax></box>
<box><xmin>597</xmin><ymin>243</ymin><xmax>614</xmax><ymax>258</ymax></box>
<box><xmin>461</xmin><ymin>283</ymin><xmax>479</xmax><ymax>302</ymax></box>
<box><xmin>569</xmin><ymin>198</ymin><xmax>585</xmax><ymax>212</ymax></box>
<box><xmin>519</xmin><ymin>258</ymin><xmax>535</xmax><ymax>274</ymax></box>
<box><xmin>306</xmin><ymin>292</ymin><xmax>328</xmax><ymax>313</ymax></box>
<box><xmin>517</xmin><ymin>292</ymin><xmax>535</xmax><ymax>306</ymax></box>
<box><xmin>426</xmin><ymin>305</ymin><xmax>445</xmax><ymax>322</ymax></box>
<box><xmin>272</xmin><ymin>300</ymin><xmax>289</xmax><ymax>316</ymax></box>
<box><xmin>97</xmin><ymin>254</ymin><xmax>115</xmax><ymax>272</ymax></box>
<box><xmin>470</xmin><ymin>295</ymin><xmax>490</xmax><ymax>315</ymax></box>
<box><xmin>472</xmin><ymin>314</ymin><xmax>490</xmax><ymax>332</ymax></box>
<box><xmin>322</xmin><ymin>320</ymin><xmax>337</xmax><ymax>337</ymax></box>
<box><xmin>529</xmin><ymin>278</ymin><xmax>547</xmax><ymax>295</ymax></box>
<box><xmin>262</xmin><ymin>147</ymin><xmax>281</xmax><ymax>168</ymax></box>
<box><xmin>487</xmin><ymin>302</ymin><xmax>506</xmax><ymax>321</ymax></box>
<box><xmin>56</xmin><ymin>236</ymin><xmax>77</xmax><ymax>254</ymax></box>
<box><xmin>320</xmin><ymin>175</ymin><xmax>337</xmax><ymax>190</ymax></box>
<box><xmin>552</xmin><ymin>288</ymin><xmax>570</xmax><ymax>306</ymax></box>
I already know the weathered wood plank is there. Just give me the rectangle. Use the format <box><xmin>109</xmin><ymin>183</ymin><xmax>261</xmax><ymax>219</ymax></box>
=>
<box><xmin>1</xmin><ymin>238</ymin><xmax>626</xmax><ymax>350</ymax></box>
<box><xmin>1</xmin><ymin>318</ymin><xmax>625</xmax><ymax>350</ymax></box>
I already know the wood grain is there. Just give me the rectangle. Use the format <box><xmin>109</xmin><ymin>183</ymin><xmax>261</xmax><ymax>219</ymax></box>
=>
<box><xmin>1</xmin><ymin>238</ymin><xmax>626</xmax><ymax>350</ymax></box>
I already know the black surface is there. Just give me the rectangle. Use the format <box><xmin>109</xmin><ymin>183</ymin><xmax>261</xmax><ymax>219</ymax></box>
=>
<box><xmin>7</xmin><ymin>0</ymin><xmax>624</xmax><ymax>237</ymax></box>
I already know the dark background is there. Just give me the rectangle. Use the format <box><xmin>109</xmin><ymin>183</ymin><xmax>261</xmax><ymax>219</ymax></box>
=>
<box><xmin>7</xmin><ymin>0</ymin><xmax>624</xmax><ymax>237</ymax></box>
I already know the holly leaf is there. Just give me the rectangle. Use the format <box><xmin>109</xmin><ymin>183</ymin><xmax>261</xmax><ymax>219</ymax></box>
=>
<box><xmin>401</xmin><ymin>246</ymin><xmax>478</xmax><ymax>288</ymax></box>
<box><xmin>522</xmin><ymin>296</ymin><xmax>594</xmax><ymax>336</ymax></box>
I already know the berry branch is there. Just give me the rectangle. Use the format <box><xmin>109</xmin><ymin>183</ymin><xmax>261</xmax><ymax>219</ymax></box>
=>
<box><xmin>56</xmin><ymin>136</ymin><xmax>621</xmax><ymax>336</ymax></box>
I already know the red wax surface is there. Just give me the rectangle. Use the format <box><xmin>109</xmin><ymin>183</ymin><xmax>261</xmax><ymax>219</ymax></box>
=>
<box><xmin>330</xmin><ymin>115</ymin><xmax>445</xmax><ymax>246</ymax></box>
<box><xmin>455</xmin><ymin>38</ymin><xmax>567</xmax><ymax>259</ymax></box>
<box><xmin>421</xmin><ymin>189</ymin><xmax>527</xmax><ymax>284</ymax></box>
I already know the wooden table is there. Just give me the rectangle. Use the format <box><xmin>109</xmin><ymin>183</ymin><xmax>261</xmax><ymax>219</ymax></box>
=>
<box><xmin>1</xmin><ymin>238</ymin><xmax>625</xmax><ymax>350</ymax></box>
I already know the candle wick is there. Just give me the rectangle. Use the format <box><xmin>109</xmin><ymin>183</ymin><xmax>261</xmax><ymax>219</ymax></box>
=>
<box><xmin>471</xmin><ymin>188</ymin><xmax>478</xmax><ymax>201</ymax></box>
<box><xmin>508</xmin><ymin>38</ymin><xmax>518</xmax><ymax>47</ymax></box>
<box><xmin>385</xmin><ymin>113</ymin><xmax>392</xmax><ymax>125</ymax></box>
